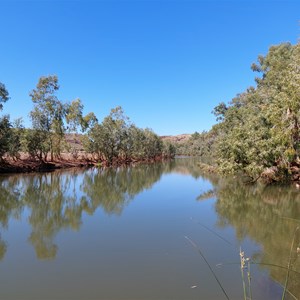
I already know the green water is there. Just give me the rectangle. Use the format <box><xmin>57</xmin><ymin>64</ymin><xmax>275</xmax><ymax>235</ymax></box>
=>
<box><xmin>0</xmin><ymin>158</ymin><xmax>299</xmax><ymax>300</ymax></box>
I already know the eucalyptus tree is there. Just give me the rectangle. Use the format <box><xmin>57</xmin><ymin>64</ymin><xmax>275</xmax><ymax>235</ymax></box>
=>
<box><xmin>65</xmin><ymin>98</ymin><xmax>84</xmax><ymax>133</ymax></box>
<box><xmin>65</xmin><ymin>98</ymin><xmax>97</xmax><ymax>133</ymax></box>
<box><xmin>127</xmin><ymin>125</ymin><xmax>147</xmax><ymax>160</ymax></box>
<box><xmin>162</xmin><ymin>140</ymin><xmax>176</xmax><ymax>158</ymax></box>
<box><xmin>22</xmin><ymin>128</ymin><xmax>49</xmax><ymax>161</ymax></box>
<box><xmin>0</xmin><ymin>83</ymin><xmax>25</xmax><ymax>162</ymax></box>
<box><xmin>86</xmin><ymin>106</ymin><xmax>131</xmax><ymax>164</ymax></box>
<box><xmin>7</xmin><ymin>118</ymin><xmax>24</xmax><ymax>161</ymax></box>
<box><xmin>65</xmin><ymin>98</ymin><xmax>97</xmax><ymax>157</ymax></box>
<box><xmin>175</xmin><ymin>130</ymin><xmax>216</xmax><ymax>158</ymax></box>
<box><xmin>251</xmin><ymin>43</ymin><xmax>300</xmax><ymax>164</ymax></box>
<box><xmin>142</xmin><ymin>128</ymin><xmax>163</xmax><ymax>159</ymax></box>
<box><xmin>0</xmin><ymin>82</ymin><xmax>9</xmax><ymax>111</ymax></box>
<box><xmin>212</xmin><ymin>88</ymin><xmax>276</xmax><ymax>177</ymax></box>
<box><xmin>210</xmin><ymin>42</ymin><xmax>300</xmax><ymax>180</ymax></box>
<box><xmin>85</xmin><ymin>106</ymin><xmax>172</xmax><ymax>164</ymax></box>
<box><xmin>0</xmin><ymin>82</ymin><xmax>10</xmax><ymax>162</ymax></box>
<box><xmin>29</xmin><ymin>75</ymin><xmax>67</xmax><ymax>161</ymax></box>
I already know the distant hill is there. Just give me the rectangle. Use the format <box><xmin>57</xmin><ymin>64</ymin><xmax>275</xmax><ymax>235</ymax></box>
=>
<box><xmin>160</xmin><ymin>134</ymin><xmax>191</xmax><ymax>144</ymax></box>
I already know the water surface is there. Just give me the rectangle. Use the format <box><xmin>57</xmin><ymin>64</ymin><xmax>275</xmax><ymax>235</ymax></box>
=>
<box><xmin>0</xmin><ymin>158</ymin><xmax>299</xmax><ymax>299</ymax></box>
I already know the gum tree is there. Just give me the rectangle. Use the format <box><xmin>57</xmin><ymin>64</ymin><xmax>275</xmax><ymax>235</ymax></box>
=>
<box><xmin>29</xmin><ymin>75</ymin><xmax>67</xmax><ymax>161</ymax></box>
<box><xmin>0</xmin><ymin>82</ymin><xmax>11</xmax><ymax>162</ymax></box>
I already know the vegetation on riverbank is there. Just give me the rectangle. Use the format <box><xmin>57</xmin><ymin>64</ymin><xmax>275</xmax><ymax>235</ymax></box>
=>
<box><xmin>177</xmin><ymin>42</ymin><xmax>300</xmax><ymax>184</ymax></box>
<box><xmin>0</xmin><ymin>76</ymin><xmax>175</xmax><ymax>173</ymax></box>
<box><xmin>3</xmin><ymin>41</ymin><xmax>300</xmax><ymax>182</ymax></box>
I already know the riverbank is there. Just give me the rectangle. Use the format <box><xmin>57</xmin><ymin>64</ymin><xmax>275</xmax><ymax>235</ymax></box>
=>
<box><xmin>0</xmin><ymin>152</ymin><xmax>174</xmax><ymax>174</ymax></box>
<box><xmin>197</xmin><ymin>161</ymin><xmax>300</xmax><ymax>186</ymax></box>
<box><xmin>0</xmin><ymin>157</ymin><xmax>94</xmax><ymax>174</ymax></box>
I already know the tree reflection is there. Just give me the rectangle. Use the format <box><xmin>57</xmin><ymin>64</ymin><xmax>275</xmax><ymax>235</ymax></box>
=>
<box><xmin>0</xmin><ymin>161</ymin><xmax>183</xmax><ymax>260</ymax></box>
<box><xmin>0</xmin><ymin>175</ymin><xmax>24</xmax><ymax>259</ymax></box>
<box><xmin>0</xmin><ymin>237</ymin><xmax>6</xmax><ymax>260</ymax></box>
<box><xmin>19</xmin><ymin>172</ymin><xmax>84</xmax><ymax>259</ymax></box>
<box><xmin>81</xmin><ymin>163</ymin><xmax>170</xmax><ymax>215</ymax></box>
<box><xmin>204</xmin><ymin>176</ymin><xmax>300</xmax><ymax>298</ymax></box>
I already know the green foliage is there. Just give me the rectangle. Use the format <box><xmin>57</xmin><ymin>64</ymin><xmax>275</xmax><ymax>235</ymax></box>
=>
<box><xmin>65</xmin><ymin>99</ymin><xmax>98</xmax><ymax>157</ymax></box>
<box><xmin>22</xmin><ymin>129</ymin><xmax>50</xmax><ymax>161</ymax></box>
<box><xmin>0</xmin><ymin>83</ymin><xmax>11</xmax><ymax>162</ymax></box>
<box><xmin>29</xmin><ymin>75</ymin><xmax>67</xmax><ymax>161</ymax></box>
<box><xmin>65</xmin><ymin>98</ymin><xmax>84</xmax><ymax>133</ymax></box>
<box><xmin>85</xmin><ymin>106</ymin><xmax>173</xmax><ymax>165</ymax></box>
<box><xmin>183</xmin><ymin>42</ymin><xmax>300</xmax><ymax>181</ymax></box>
<box><xmin>0</xmin><ymin>82</ymin><xmax>9</xmax><ymax>111</ymax></box>
<box><xmin>7</xmin><ymin>118</ymin><xmax>24</xmax><ymax>160</ymax></box>
<box><xmin>0</xmin><ymin>84</ymin><xmax>25</xmax><ymax>162</ymax></box>
<box><xmin>162</xmin><ymin>141</ymin><xmax>176</xmax><ymax>158</ymax></box>
<box><xmin>0</xmin><ymin>115</ymin><xmax>11</xmax><ymax>161</ymax></box>
<box><xmin>28</xmin><ymin>75</ymin><xmax>98</xmax><ymax>161</ymax></box>
<box><xmin>65</xmin><ymin>98</ymin><xmax>98</xmax><ymax>133</ymax></box>
<box><xmin>0</xmin><ymin>76</ymin><xmax>173</xmax><ymax>165</ymax></box>
<box><xmin>176</xmin><ymin>130</ymin><xmax>217</xmax><ymax>160</ymax></box>
<box><xmin>176</xmin><ymin>42</ymin><xmax>300</xmax><ymax>182</ymax></box>
<box><xmin>212</xmin><ymin>102</ymin><xmax>227</xmax><ymax>121</ymax></box>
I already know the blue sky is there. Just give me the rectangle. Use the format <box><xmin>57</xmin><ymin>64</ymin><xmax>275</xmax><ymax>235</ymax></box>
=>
<box><xmin>1</xmin><ymin>0</ymin><xmax>299</xmax><ymax>135</ymax></box>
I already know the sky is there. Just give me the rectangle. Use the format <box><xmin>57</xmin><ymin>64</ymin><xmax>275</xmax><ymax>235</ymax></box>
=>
<box><xmin>0</xmin><ymin>0</ymin><xmax>299</xmax><ymax>136</ymax></box>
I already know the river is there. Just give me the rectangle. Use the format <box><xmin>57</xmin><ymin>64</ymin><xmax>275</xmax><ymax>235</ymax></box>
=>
<box><xmin>0</xmin><ymin>157</ymin><xmax>299</xmax><ymax>300</ymax></box>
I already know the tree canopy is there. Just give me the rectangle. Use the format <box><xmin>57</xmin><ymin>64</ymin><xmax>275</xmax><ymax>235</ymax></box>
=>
<box><xmin>0</xmin><ymin>76</ymin><xmax>175</xmax><ymax>166</ymax></box>
<box><xmin>0</xmin><ymin>82</ymin><xmax>9</xmax><ymax>111</ymax></box>
<box><xmin>178</xmin><ymin>42</ymin><xmax>300</xmax><ymax>182</ymax></box>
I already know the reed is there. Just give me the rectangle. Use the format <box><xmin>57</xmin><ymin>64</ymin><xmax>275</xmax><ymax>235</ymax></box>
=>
<box><xmin>188</xmin><ymin>220</ymin><xmax>300</xmax><ymax>300</ymax></box>
<box><xmin>281</xmin><ymin>226</ymin><xmax>299</xmax><ymax>300</ymax></box>
<box><xmin>185</xmin><ymin>235</ymin><xmax>230</xmax><ymax>300</ymax></box>
<box><xmin>239</xmin><ymin>248</ymin><xmax>252</xmax><ymax>300</ymax></box>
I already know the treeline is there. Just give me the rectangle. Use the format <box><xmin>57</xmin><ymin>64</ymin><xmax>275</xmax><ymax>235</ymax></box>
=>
<box><xmin>179</xmin><ymin>42</ymin><xmax>300</xmax><ymax>182</ymax></box>
<box><xmin>0</xmin><ymin>76</ymin><xmax>175</xmax><ymax>167</ymax></box>
<box><xmin>176</xmin><ymin>131</ymin><xmax>216</xmax><ymax>159</ymax></box>
<box><xmin>83</xmin><ymin>106</ymin><xmax>176</xmax><ymax>165</ymax></box>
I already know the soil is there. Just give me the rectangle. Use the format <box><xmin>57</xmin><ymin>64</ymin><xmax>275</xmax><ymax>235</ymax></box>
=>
<box><xmin>0</xmin><ymin>151</ymin><xmax>171</xmax><ymax>174</ymax></box>
<box><xmin>0</xmin><ymin>152</ymin><xmax>95</xmax><ymax>174</ymax></box>
<box><xmin>0</xmin><ymin>133</ymin><xmax>178</xmax><ymax>174</ymax></box>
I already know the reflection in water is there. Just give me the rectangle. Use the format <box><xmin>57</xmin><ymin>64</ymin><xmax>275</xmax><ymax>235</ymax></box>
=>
<box><xmin>0</xmin><ymin>158</ymin><xmax>300</xmax><ymax>299</ymax></box>
<box><xmin>0</xmin><ymin>161</ymin><xmax>179</xmax><ymax>260</ymax></box>
<box><xmin>81</xmin><ymin>163</ymin><xmax>173</xmax><ymax>215</ymax></box>
<box><xmin>0</xmin><ymin>175</ymin><xmax>24</xmax><ymax>259</ymax></box>
<box><xmin>200</xmin><ymin>174</ymin><xmax>300</xmax><ymax>299</ymax></box>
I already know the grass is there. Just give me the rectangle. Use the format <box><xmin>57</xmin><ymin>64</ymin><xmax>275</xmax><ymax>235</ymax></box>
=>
<box><xmin>282</xmin><ymin>226</ymin><xmax>299</xmax><ymax>300</ymax></box>
<box><xmin>185</xmin><ymin>235</ymin><xmax>230</xmax><ymax>300</ymax></box>
<box><xmin>186</xmin><ymin>221</ymin><xmax>300</xmax><ymax>300</ymax></box>
<box><xmin>239</xmin><ymin>247</ymin><xmax>252</xmax><ymax>300</ymax></box>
